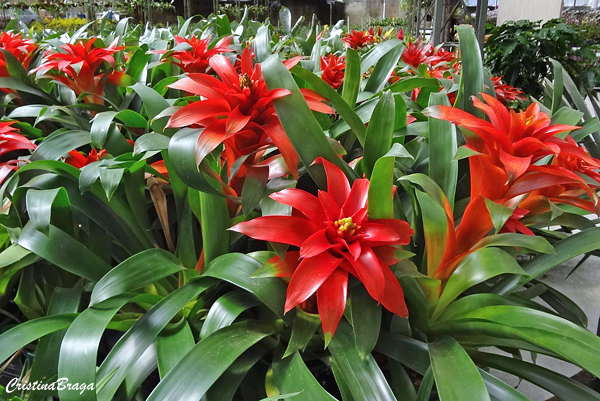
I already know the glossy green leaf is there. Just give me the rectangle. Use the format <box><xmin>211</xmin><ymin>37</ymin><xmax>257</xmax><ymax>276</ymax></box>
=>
<box><xmin>341</xmin><ymin>48</ymin><xmax>361</xmax><ymax>106</ymax></box>
<box><xmin>0</xmin><ymin>77</ymin><xmax>52</xmax><ymax>100</ymax></box>
<box><xmin>360</xmin><ymin>39</ymin><xmax>402</xmax><ymax>75</ymax></box>
<box><xmin>241</xmin><ymin>166</ymin><xmax>268</xmax><ymax>215</ymax></box>
<box><xmin>199</xmin><ymin>191</ymin><xmax>230</xmax><ymax>265</ymax></box>
<box><xmin>429</xmin><ymin>336</ymin><xmax>491</xmax><ymax>401</ymax></box>
<box><xmin>98</xmin><ymin>167</ymin><xmax>124</xmax><ymax>200</ymax></box>
<box><xmin>0</xmin><ymin>314</ymin><xmax>78</xmax><ymax>365</ymax></box>
<box><xmin>433</xmin><ymin>248</ymin><xmax>528</xmax><ymax>318</ymax></box>
<box><xmin>456</xmin><ymin>25</ymin><xmax>484</xmax><ymax>117</ymax></box>
<box><xmin>1</xmin><ymin>49</ymin><xmax>28</xmax><ymax>81</ymax></box>
<box><xmin>58</xmin><ymin>295</ymin><xmax>133</xmax><ymax>401</ymax></box>
<box><xmin>25</xmin><ymin>187</ymin><xmax>72</xmax><ymax>236</ymax></box>
<box><xmin>17</xmin><ymin>223</ymin><xmax>112</xmax><ymax>282</ymax></box>
<box><xmin>415</xmin><ymin>190</ymin><xmax>449</xmax><ymax>277</ymax></box>
<box><xmin>375</xmin><ymin>332</ymin><xmax>430</xmax><ymax>374</ymax></box>
<box><xmin>29</xmin><ymin>288</ymin><xmax>82</xmax><ymax>396</ymax></box>
<box><xmin>291</xmin><ymin>65</ymin><xmax>367</xmax><ymax>145</ymax></box>
<box><xmin>389</xmin><ymin>360</ymin><xmax>417</xmax><ymax>401</ymax></box>
<box><xmin>349</xmin><ymin>284</ymin><xmax>381</xmax><ymax>360</ymax></box>
<box><xmin>272</xmin><ymin>352</ymin><xmax>338</xmax><ymax>401</ymax></box>
<box><xmin>477</xmin><ymin>369</ymin><xmax>531</xmax><ymax>401</ymax></box>
<box><xmin>90</xmin><ymin>111</ymin><xmax>118</xmax><ymax>148</ymax></box>
<box><xmin>472</xmin><ymin>233</ymin><xmax>554</xmax><ymax>254</ymax></box>
<box><xmin>203</xmin><ymin>253</ymin><xmax>287</xmax><ymax>318</ymax></box>
<box><xmin>484</xmin><ymin>198</ymin><xmax>514</xmax><ymax>234</ymax></box>
<box><xmin>367</xmin><ymin>156</ymin><xmax>394</xmax><ymax>220</ymax></box>
<box><xmin>90</xmin><ymin>248</ymin><xmax>184</xmax><ymax>306</ymax></box>
<box><xmin>494</xmin><ymin>227</ymin><xmax>600</xmax><ymax>294</ymax></box>
<box><xmin>471</xmin><ymin>351</ymin><xmax>600</xmax><ymax>401</ymax></box>
<box><xmin>255</xmin><ymin>25</ymin><xmax>271</xmax><ymax>63</ymax></box>
<box><xmin>387</xmin><ymin>77</ymin><xmax>441</xmax><ymax>94</ymax></box>
<box><xmin>415</xmin><ymin>366</ymin><xmax>434</xmax><ymax>401</ymax></box>
<box><xmin>200</xmin><ymin>290</ymin><xmax>261</xmax><ymax>339</ymax></box>
<box><xmin>131</xmin><ymin>82</ymin><xmax>170</xmax><ymax>121</ymax></box>
<box><xmin>157</xmin><ymin>321</ymin><xmax>195</xmax><ymax>379</ymax></box>
<box><xmin>146</xmin><ymin>321</ymin><xmax>282</xmax><ymax>401</ymax></box>
<box><xmin>364</xmin><ymin>41</ymin><xmax>403</xmax><ymax>94</ymax></box>
<box><xmin>133</xmin><ymin>133</ymin><xmax>170</xmax><ymax>156</ymax></box>
<box><xmin>206</xmin><ymin>346</ymin><xmax>265</xmax><ymax>401</ymax></box>
<box><xmin>31</xmin><ymin>130</ymin><xmax>91</xmax><ymax>161</ymax></box>
<box><xmin>428</xmin><ymin>92</ymin><xmax>457</xmax><ymax>207</ymax></box>
<box><xmin>328</xmin><ymin>320</ymin><xmax>397</xmax><ymax>400</ymax></box>
<box><xmin>363</xmin><ymin>91</ymin><xmax>395</xmax><ymax>177</ymax></box>
<box><xmin>282</xmin><ymin>309</ymin><xmax>321</xmax><ymax>358</ymax></box>
<box><xmin>279</xmin><ymin>6</ymin><xmax>292</xmax><ymax>35</ymax></box>
<box><xmin>96</xmin><ymin>279</ymin><xmax>217</xmax><ymax>401</ymax></box>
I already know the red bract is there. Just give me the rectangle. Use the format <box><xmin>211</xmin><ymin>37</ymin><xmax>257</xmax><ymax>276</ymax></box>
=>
<box><xmin>32</xmin><ymin>38</ymin><xmax>126</xmax><ymax>104</ymax></box>
<box><xmin>157</xmin><ymin>35</ymin><xmax>232</xmax><ymax>73</ymax></box>
<box><xmin>230</xmin><ymin>158</ymin><xmax>413</xmax><ymax>342</ymax></box>
<box><xmin>397</xmin><ymin>28</ymin><xmax>404</xmax><ymax>40</ymax></box>
<box><xmin>320</xmin><ymin>54</ymin><xmax>345</xmax><ymax>89</ymax></box>
<box><xmin>0</xmin><ymin>32</ymin><xmax>37</xmax><ymax>77</ymax></box>
<box><xmin>65</xmin><ymin>148</ymin><xmax>107</xmax><ymax>168</ymax></box>
<box><xmin>166</xmin><ymin>48</ymin><xmax>333</xmax><ymax>181</ymax></box>
<box><xmin>342</xmin><ymin>30</ymin><xmax>375</xmax><ymax>50</ymax></box>
<box><xmin>491</xmin><ymin>76</ymin><xmax>525</xmax><ymax>104</ymax></box>
<box><xmin>401</xmin><ymin>38</ymin><xmax>438</xmax><ymax>68</ymax></box>
<box><xmin>0</xmin><ymin>122</ymin><xmax>36</xmax><ymax>184</ymax></box>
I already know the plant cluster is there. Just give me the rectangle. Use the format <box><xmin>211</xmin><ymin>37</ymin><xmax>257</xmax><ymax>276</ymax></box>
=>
<box><xmin>0</xmin><ymin>8</ymin><xmax>600</xmax><ymax>401</ymax></box>
<box><xmin>485</xmin><ymin>18</ymin><xmax>600</xmax><ymax>99</ymax></box>
<box><xmin>31</xmin><ymin>17</ymin><xmax>87</xmax><ymax>32</ymax></box>
<box><xmin>564</xmin><ymin>8</ymin><xmax>600</xmax><ymax>43</ymax></box>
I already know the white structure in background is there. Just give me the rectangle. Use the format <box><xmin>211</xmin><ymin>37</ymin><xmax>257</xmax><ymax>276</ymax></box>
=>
<box><xmin>497</xmin><ymin>0</ymin><xmax>563</xmax><ymax>24</ymax></box>
<box><xmin>563</xmin><ymin>0</ymin><xmax>599</xmax><ymax>8</ymax></box>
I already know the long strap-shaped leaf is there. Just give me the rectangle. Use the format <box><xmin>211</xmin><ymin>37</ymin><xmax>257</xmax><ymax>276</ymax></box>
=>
<box><xmin>272</xmin><ymin>352</ymin><xmax>338</xmax><ymax>401</ymax></box>
<box><xmin>146</xmin><ymin>320</ymin><xmax>282</xmax><ymax>401</ymax></box>
<box><xmin>96</xmin><ymin>278</ymin><xmax>217</xmax><ymax>401</ymax></box>
<box><xmin>429</xmin><ymin>336</ymin><xmax>491</xmax><ymax>401</ymax></box>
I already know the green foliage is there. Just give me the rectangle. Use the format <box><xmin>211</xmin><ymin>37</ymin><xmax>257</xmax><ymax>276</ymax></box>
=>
<box><xmin>485</xmin><ymin>19</ymin><xmax>600</xmax><ymax>98</ymax></box>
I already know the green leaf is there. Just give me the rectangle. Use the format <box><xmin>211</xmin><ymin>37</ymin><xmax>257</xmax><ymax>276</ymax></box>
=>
<box><xmin>31</xmin><ymin>130</ymin><xmax>91</xmax><ymax>161</ymax></box>
<box><xmin>262</xmin><ymin>55</ymin><xmax>349</xmax><ymax>185</ymax></box>
<box><xmin>25</xmin><ymin>187</ymin><xmax>73</xmax><ymax>236</ymax></box>
<box><xmin>131</xmin><ymin>82</ymin><xmax>170</xmax><ymax>121</ymax></box>
<box><xmin>133</xmin><ymin>133</ymin><xmax>170</xmax><ymax>156</ymax></box>
<box><xmin>90</xmin><ymin>249</ymin><xmax>184</xmax><ymax>306</ymax></box>
<box><xmin>255</xmin><ymin>25</ymin><xmax>272</xmax><ymax>63</ymax></box>
<box><xmin>349</xmin><ymin>285</ymin><xmax>381</xmax><ymax>360</ymax></box>
<box><xmin>328</xmin><ymin>320</ymin><xmax>397</xmax><ymax>400</ymax></box>
<box><xmin>414</xmin><ymin>190</ymin><xmax>449</xmax><ymax>277</ymax></box>
<box><xmin>241</xmin><ymin>165</ymin><xmax>268</xmax><ymax>215</ymax></box>
<box><xmin>484</xmin><ymin>198</ymin><xmax>518</xmax><ymax>234</ymax></box>
<box><xmin>203</xmin><ymin>253</ymin><xmax>287</xmax><ymax>318</ymax></box>
<box><xmin>90</xmin><ymin>111</ymin><xmax>118</xmax><ymax>148</ymax></box>
<box><xmin>272</xmin><ymin>352</ymin><xmax>338</xmax><ymax>401</ymax></box>
<box><xmin>367</xmin><ymin>156</ymin><xmax>394</xmax><ymax>220</ymax></box>
<box><xmin>456</xmin><ymin>25</ymin><xmax>484</xmax><ymax>117</ymax></box>
<box><xmin>96</xmin><ymin>279</ymin><xmax>216</xmax><ymax>401</ymax></box>
<box><xmin>157</xmin><ymin>321</ymin><xmax>195</xmax><ymax>379</ymax></box>
<box><xmin>478</xmin><ymin>369</ymin><xmax>531</xmax><ymax>401</ymax></box>
<box><xmin>494</xmin><ymin>227</ymin><xmax>600</xmax><ymax>294</ymax></box>
<box><xmin>471</xmin><ymin>351</ymin><xmax>600</xmax><ymax>401</ymax></box>
<box><xmin>429</xmin><ymin>336</ymin><xmax>491</xmax><ymax>401</ymax></box>
<box><xmin>98</xmin><ymin>167</ymin><xmax>124</xmax><ymax>200</ymax></box>
<box><xmin>199</xmin><ymin>191</ymin><xmax>230</xmax><ymax>265</ymax></box>
<box><xmin>341</xmin><ymin>48</ymin><xmax>361</xmax><ymax>106</ymax></box>
<box><xmin>428</xmin><ymin>92</ymin><xmax>457</xmax><ymax>207</ymax></box>
<box><xmin>472</xmin><ymin>232</ymin><xmax>554</xmax><ymax>254</ymax></box>
<box><xmin>0</xmin><ymin>314</ymin><xmax>78</xmax><ymax>365</ymax></box>
<box><xmin>200</xmin><ymin>290</ymin><xmax>261</xmax><ymax>339</ymax></box>
<box><xmin>549</xmin><ymin>59</ymin><xmax>564</xmax><ymax>116</ymax></box>
<box><xmin>291</xmin><ymin>65</ymin><xmax>367</xmax><ymax>145</ymax></box>
<box><xmin>29</xmin><ymin>288</ymin><xmax>82</xmax><ymax>396</ymax></box>
<box><xmin>146</xmin><ymin>321</ymin><xmax>282</xmax><ymax>401</ymax></box>
<box><xmin>364</xmin><ymin>41</ymin><xmax>403</xmax><ymax>94</ymax></box>
<box><xmin>17</xmin><ymin>223</ymin><xmax>112</xmax><ymax>282</ymax></box>
<box><xmin>387</xmin><ymin>77</ymin><xmax>441</xmax><ymax>94</ymax></box>
<box><xmin>363</xmin><ymin>91</ymin><xmax>395</xmax><ymax>177</ymax></box>
<box><xmin>279</xmin><ymin>6</ymin><xmax>292</xmax><ymax>35</ymax></box>
<box><xmin>433</xmin><ymin>248</ymin><xmax>528</xmax><ymax>318</ymax></box>
<box><xmin>207</xmin><ymin>346</ymin><xmax>265</xmax><ymax>401</ymax></box>
<box><xmin>282</xmin><ymin>309</ymin><xmax>321</xmax><ymax>358</ymax></box>
<box><xmin>0</xmin><ymin>77</ymin><xmax>52</xmax><ymax>100</ymax></box>
<box><xmin>360</xmin><ymin>39</ymin><xmax>402</xmax><ymax>75</ymax></box>
<box><xmin>415</xmin><ymin>366</ymin><xmax>434</xmax><ymax>401</ymax></box>
<box><xmin>58</xmin><ymin>295</ymin><xmax>133</xmax><ymax>401</ymax></box>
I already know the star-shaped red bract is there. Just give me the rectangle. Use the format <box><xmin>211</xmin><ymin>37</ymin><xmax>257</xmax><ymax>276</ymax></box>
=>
<box><xmin>320</xmin><ymin>54</ymin><xmax>345</xmax><ymax>90</ymax></box>
<box><xmin>0</xmin><ymin>32</ymin><xmax>38</xmax><ymax>77</ymax></box>
<box><xmin>230</xmin><ymin>158</ymin><xmax>413</xmax><ymax>342</ymax></box>
<box><xmin>158</xmin><ymin>35</ymin><xmax>232</xmax><ymax>74</ymax></box>
<box><xmin>0</xmin><ymin>121</ymin><xmax>36</xmax><ymax>184</ymax></box>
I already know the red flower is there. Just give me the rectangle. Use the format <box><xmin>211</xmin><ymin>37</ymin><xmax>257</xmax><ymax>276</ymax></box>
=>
<box><xmin>397</xmin><ymin>28</ymin><xmax>404</xmax><ymax>40</ymax></box>
<box><xmin>401</xmin><ymin>38</ymin><xmax>439</xmax><ymax>68</ymax></box>
<box><xmin>32</xmin><ymin>38</ymin><xmax>126</xmax><ymax>104</ymax></box>
<box><xmin>0</xmin><ymin>32</ymin><xmax>37</xmax><ymax>77</ymax></box>
<box><xmin>166</xmin><ymin>48</ymin><xmax>333</xmax><ymax>181</ymax></box>
<box><xmin>0</xmin><ymin>122</ymin><xmax>36</xmax><ymax>184</ymax></box>
<box><xmin>320</xmin><ymin>54</ymin><xmax>345</xmax><ymax>89</ymax></box>
<box><xmin>230</xmin><ymin>158</ymin><xmax>413</xmax><ymax>342</ymax></box>
<box><xmin>491</xmin><ymin>76</ymin><xmax>525</xmax><ymax>104</ymax></box>
<box><xmin>157</xmin><ymin>35</ymin><xmax>232</xmax><ymax>74</ymax></box>
<box><xmin>342</xmin><ymin>30</ymin><xmax>375</xmax><ymax>50</ymax></box>
<box><xmin>65</xmin><ymin>148</ymin><xmax>107</xmax><ymax>168</ymax></box>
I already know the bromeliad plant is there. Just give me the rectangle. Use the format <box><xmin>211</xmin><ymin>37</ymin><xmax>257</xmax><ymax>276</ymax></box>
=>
<box><xmin>3</xmin><ymin>10</ymin><xmax>600</xmax><ymax>401</ymax></box>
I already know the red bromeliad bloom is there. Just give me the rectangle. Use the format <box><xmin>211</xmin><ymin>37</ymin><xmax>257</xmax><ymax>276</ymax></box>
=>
<box><xmin>65</xmin><ymin>148</ymin><xmax>107</xmax><ymax>168</ymax></box>
<box><xmin>0</xmin><ymin>122</ymin><xmax>36</xmax><ymax>184</ymax></box>
<box><xmin>342</xmin><ymin>30</ymin><xmax>375</xmax><ymax>50</ymax></box>
<box><xmin>230</xmin><ymin>158</ymin><xmax>413</xmax><ymax>341</ymax></box>
<box><xmin>320</xmin><ymin>54</ymin><xmax>345</xmax><ymax>89</ymax></box>
<box><xmin>401</xmin><ymin>38</ymin><xmax>438</xmax><ymax>68</ymax></box>
<box><xmin>0</xmin><ymin>32</ymin><xmax>38</xmax><ymax>77</ymax></box>
<box><xmin>491</xmin><ymin>76</ymin><xmax>525</xmax><ymax>104</ymax></box>
<box><xmin>424</xmin><ymin>94</ymin><xmax>600</xmax><ymax>272</ymax></box>
<box><xmin>157</xmin><ymin>35</ymin><xmax>232</xmax><ymax>74</ymax></box>
<box><xmin>397</xmin><ymin>28</ymin><xmax>404</xmax><ymax>40</ymax></box>
<box><xmin>32</xmin><ymin>38</ymin><xmax>127</xmax><ymax>104</ymax></box>
<box><xmin>166</xmin><ymin>48</ymin><xmax>333</xmax><ymax>182</ymax></box>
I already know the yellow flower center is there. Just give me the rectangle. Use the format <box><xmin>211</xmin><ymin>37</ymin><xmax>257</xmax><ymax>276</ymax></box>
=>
<box><xmin>240</xmin><ymin>73</ymin><xmax>253</xmax><ymax>89</ymax></box>
<box><xmin>333</xmin><ymin>217</ymin><xmax>358</xmax><ymax>237</ymax></box>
